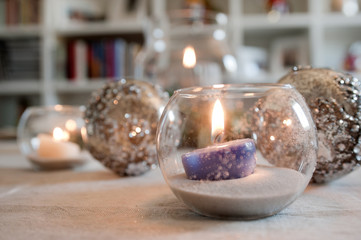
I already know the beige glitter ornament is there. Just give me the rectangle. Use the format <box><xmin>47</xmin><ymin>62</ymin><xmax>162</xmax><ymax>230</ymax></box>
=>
<box><xmin>279</xmin><ymin>67</ymin><xmax>361</xmax><ymax>183</ymax></box>
<box><xmin>84</xmin><ymin>79</ymin><xmax>169</xmax><ymax>176</ymax></box>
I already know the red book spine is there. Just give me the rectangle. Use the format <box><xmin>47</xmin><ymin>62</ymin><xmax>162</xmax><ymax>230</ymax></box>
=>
<box><xmin>67</xmin><ymin>41</ymin><xmax>76</xmax><ymax>81</ymax></box>
<box><xmin>6</xmin><ymin>0</ymin><xmax>12</xmax><ymax>25</ymax></box>
<box><xmin>14</xmin><ymin>0</ymin><xmax>19</xmax><ymax>25</ymax></box>
<box><xmin>33</xmin><ymin>0</ymin><xmax>39</xmax><ymax>24</ymax></box>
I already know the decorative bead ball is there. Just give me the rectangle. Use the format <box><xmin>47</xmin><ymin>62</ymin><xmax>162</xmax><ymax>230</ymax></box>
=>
<box><xmin>278</xmin><ymin>67</ymin><xmax>361</xmax><ymax>183</ymax></box>
<box><xmin>84</xmin><ymin>79</ymin><xmax>169</xmax><ymax>176</ymax></box>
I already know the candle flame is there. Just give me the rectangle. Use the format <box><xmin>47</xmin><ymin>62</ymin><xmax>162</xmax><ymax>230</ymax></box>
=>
<box><xmin>53</xmin><ymin>127</ymin><xmax>70</xmax><ymax>142</ymax></box>
<box><xmin>211</xmin><ymin>99</ymin><xmax>224</xmax><ymax>138</ymax></box>
<box><xmin>282</xmin><ymin>119</ymin><xmax>292</xmax><ymax>126</ymax></box>
<box><xmin>183</xmin><ymin>46</ymin><xmax>196</xmax><ymax>68</ymax></box>
<box><xmin>65</xmin><ymin>119</ymin><xmax>77</xmax><ymax>132</ymax></box>
<box><xmin>81</xmin><ymin>127</ymin><xmax>88</xmax><ymax>143</ymax></box>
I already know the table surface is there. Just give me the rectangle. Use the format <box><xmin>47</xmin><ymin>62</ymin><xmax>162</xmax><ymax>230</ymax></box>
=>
<box><xmin>1</xmin><ymin>141</ymin><xmax>361</xmax><ymax>240</ymax></box>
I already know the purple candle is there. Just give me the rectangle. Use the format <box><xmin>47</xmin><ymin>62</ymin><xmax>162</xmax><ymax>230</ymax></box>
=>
<box><xmin>181</xmin><ymin>138</ymin><xmax>257</xmax><ymax>181</ymax></box>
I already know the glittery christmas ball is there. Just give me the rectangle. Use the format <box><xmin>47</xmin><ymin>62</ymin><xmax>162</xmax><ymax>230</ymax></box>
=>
<box><xmin>279</xmin><ymin>67</ymin><xmax>361</xmax><ymax>183</ymax></box>
<box><xmin>84</xmin><ymin>79</ymin><xmax>169</xmax><ymax>176</ymax></box>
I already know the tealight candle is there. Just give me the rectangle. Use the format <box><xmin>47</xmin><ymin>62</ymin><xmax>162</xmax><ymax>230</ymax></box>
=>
<box><xmin>37</xmin><ymin>127</ymin><xmax>80</xmax><ymax>160</ymax></box>
<box><xmin>181</xmin><ymin>99</ymin><xmax>257</xmax><ymax>180</ymax></box>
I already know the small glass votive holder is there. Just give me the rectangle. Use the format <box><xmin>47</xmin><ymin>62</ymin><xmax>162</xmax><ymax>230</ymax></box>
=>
<box><xmin>17</xmin><ymin>105</ymin><xmax>87</xmax><ymax>170</ymax></box>
<box><xmin>156</xmin><ymin>84</ymin><xmax>318</xmax><ymax>219</ymax></box>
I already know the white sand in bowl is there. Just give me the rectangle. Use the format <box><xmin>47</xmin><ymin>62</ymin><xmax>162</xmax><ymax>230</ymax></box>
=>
<box><xmin>169</xmin><ymin>166</ymin><xmax>306</xmax><ymax>219</ymax></box>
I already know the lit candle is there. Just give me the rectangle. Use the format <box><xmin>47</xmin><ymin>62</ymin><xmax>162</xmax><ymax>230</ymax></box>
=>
<box><xmin>211</xmin><ymin>99</ymin><xmax>225</xmax><ymax>143</ymax></box>
<box><xmin>37</xmin><ymin>127</ymin><xmax>80</xmax><ymax>160</ymax></box>
<box><xmin>183</xmin><ymin>45</ymin><xmax>196</xmax><ymax>69</ymax></box>
<box><xmin>181</xmin><ymin>100</ymin><xmax>257</xmax><ymax>180</ymax></box>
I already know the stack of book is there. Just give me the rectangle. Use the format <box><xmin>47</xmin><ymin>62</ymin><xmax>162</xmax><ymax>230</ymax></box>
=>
<box><xmin>0</xmin><ymin>0</ymin><xmax>40</xmax><ymax>26</ymax></box>
<box><xmin>0</xmin><ymin>38</ymin><xmax>40</xmax><ymax>80</ymax></box>
<box><xmin>62</xmin><ymin>38</ymin><xmax>141</xmax><ymax>81</ymax></box>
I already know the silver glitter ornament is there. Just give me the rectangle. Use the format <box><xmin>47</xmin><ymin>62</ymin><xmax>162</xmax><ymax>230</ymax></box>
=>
<box><xmin>279</xmin><ymin>67</ymin><xmax>361</xmax><ymax>183</ymax></box>
<box><xmin>84</xmin><ymin>79</ymin><xmax>169</xmax><ymax>176</ymax></box>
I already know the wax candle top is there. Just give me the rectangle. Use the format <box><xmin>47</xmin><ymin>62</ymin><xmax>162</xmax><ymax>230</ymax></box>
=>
<box><xmin>184</xmin><ymin>139</ymin><xmax>255</xmax><ymax>155</ymax></box>
<box><xmin>181</xmin><ymin>99</ymin><xmax>257</xmax><ymax>181</ymax></box>
<box><xmin>182</xmin><ymin>138</ymin><xmax>257</xmax><ymax>181</ymax></box>
<box><xmin>36</xmin><ymin>128</ymin><xmax>80</xmax><ymax>160</ymax></box>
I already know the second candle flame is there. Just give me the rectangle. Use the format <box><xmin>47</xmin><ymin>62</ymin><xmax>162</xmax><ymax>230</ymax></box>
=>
<box><xmin>53</xmin><ymin>127</ymin><xmax>70</xmax><ymax>142</ymax></box>
<box><xmin>183</xmin><ymin>46</ymin><xmax>196</xmax><ymax>68</ymax></box>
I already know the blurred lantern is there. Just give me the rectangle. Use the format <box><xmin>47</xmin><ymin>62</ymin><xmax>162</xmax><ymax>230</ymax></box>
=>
<box><xmin>135</xmin><ymin>8</ymin><xmax>238</xmax><ymax>94</ymax></box>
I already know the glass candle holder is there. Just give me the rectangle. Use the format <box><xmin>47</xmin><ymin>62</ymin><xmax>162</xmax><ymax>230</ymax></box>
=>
<box><xmin>136</xmin><ymin>9</ymin><xmax>238</xmax><ymax>94</ymax></box>
<box><xmin>17</xmin><ymin>105</ymin><xmax>87</xmax><ymax>170</ymax></box>
<box><xmin>156</xmin><ymin>84</ymin><xmax>318</xmax><ymax>219</ymax></box>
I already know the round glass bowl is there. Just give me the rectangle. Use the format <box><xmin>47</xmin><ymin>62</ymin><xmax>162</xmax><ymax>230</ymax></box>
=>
<box><xmin>156</xmin><ymin>84</ymin><xmax>318</xmax><ymax>219</ymax></box>
<box><xmin>136</xmin><ymin>9</ymin><xmax>237</xmax><ymax>94</ymax></box>
<box><xmin>17</xmin><ymin>105</ymin><xmax>87</xmax><ymax>170</ymax></box>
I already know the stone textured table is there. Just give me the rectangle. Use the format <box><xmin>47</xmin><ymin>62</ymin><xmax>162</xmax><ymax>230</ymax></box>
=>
<box><xmin>1</xmin><ymin>141</ymin><xmax>361</xmax><ymax>240</ymax></box>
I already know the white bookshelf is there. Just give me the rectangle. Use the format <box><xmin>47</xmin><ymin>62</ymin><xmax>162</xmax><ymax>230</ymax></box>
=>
<box><xmin>0</xmin><ymin>80</ymin><xmax>41</xmax><ymax>95</ymax></box>
<box><xmin>323</xmin><ymin>13</ymin><xmax>361</xmax><ymax>27</ymax></box>
<box><xmin>0</xmin><ymin>25</ymin><xmax>43</xmax><ymax>37</ymax></box>
<box><xmin>48</xmin><ymin>0</ymin><xmax>146</xmax><ymax>106</ymax></box>
<box><xmin>228</xmin><ymin>0</ymin><xmax>361</xmax><ymax>81</ymax></box>
<box><xmin>55</xmin><ymin>21</ymin><xmax>143</xmax><ymax>37</ymax></box>
<box><xmin>55</xmin><ymin>79</ymin><xmax>111</xmax><ymax>94</ymax></box>
<box><xmin>241</xmin><ymin>14</ymin><xmax>311</xmax><ymax>29</ymax></box>
<box><xmin>1</xmin><ymin>0</ymin><xmax>361</xmax><ymax>129</ymax></box>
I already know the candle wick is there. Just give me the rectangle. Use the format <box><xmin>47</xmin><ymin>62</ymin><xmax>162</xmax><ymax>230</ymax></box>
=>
<box><xmin>212</xmin><ymin>131</ymin><xmax>225</xmax><ymax>144</ymax></box>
